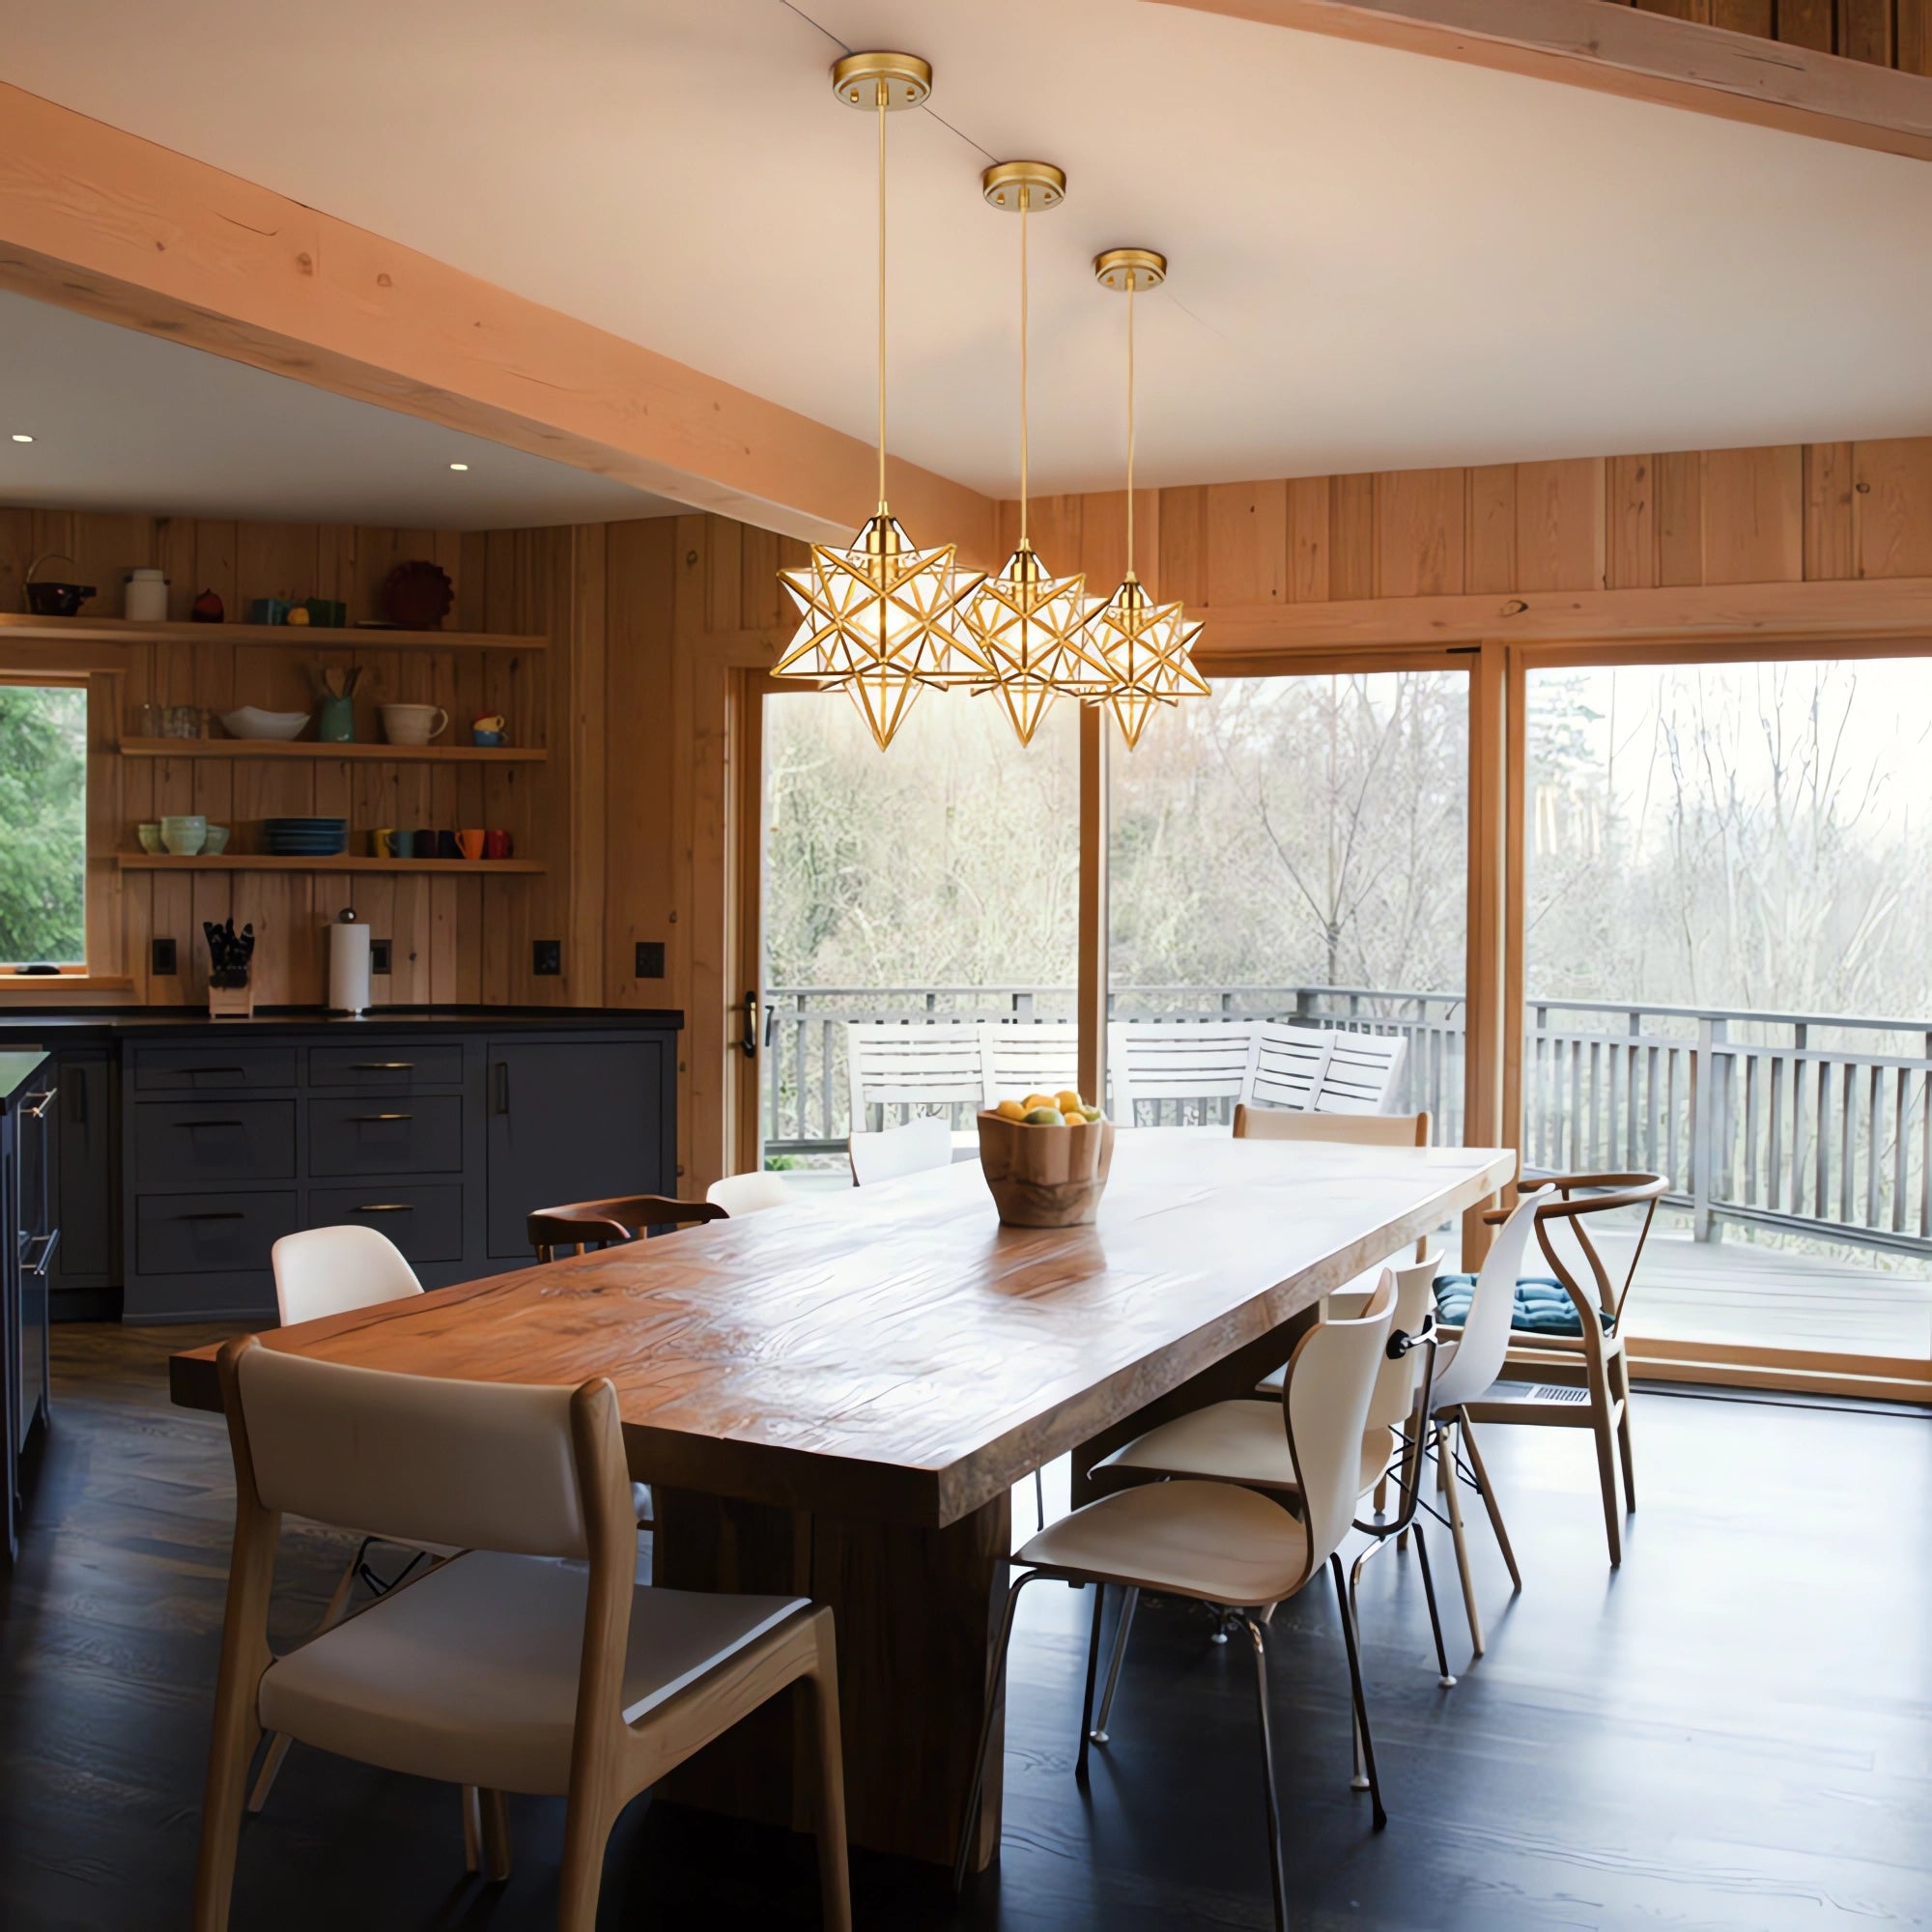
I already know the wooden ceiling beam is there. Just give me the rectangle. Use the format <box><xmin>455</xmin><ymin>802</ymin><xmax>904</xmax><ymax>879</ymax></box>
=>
<box><xmin>0</xmin><ymin>83</ymin><xmax>997</xmax><ymax>557</ymax></box>
<box><xmin>1151</xmin><ymin>0</ymin><xmax>1932</xmax><ymax>162</ymax></box>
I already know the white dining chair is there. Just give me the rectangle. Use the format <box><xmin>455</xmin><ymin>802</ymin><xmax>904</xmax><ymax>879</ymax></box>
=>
<box><xmin>953</xmin><ymin>1279</ymin><xmax>1397</xmax><ymax>1931</ymax></box>
<box><xmin>705</xmin><ymin>1170</ymin><xmax>799</xmax><ymax>1216</ymax></box>
<box><xmin>194</xmin><ymin>1340</ymin><xmax>851</xmax><ymax>1932</ymax></box>
<box><xmin>847</xmin><ymin>1112</ymin><xmax>952</xmax><ymax>1184</ymax></box>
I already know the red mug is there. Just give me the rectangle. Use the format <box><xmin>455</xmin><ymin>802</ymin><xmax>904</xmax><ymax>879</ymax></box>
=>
<box><xmin>483</xmin><ymin>828</ymin><xmax>513</xmax><ymax>861</ymax></box>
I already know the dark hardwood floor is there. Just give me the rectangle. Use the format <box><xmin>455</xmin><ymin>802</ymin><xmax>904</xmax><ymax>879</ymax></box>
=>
<box><xmin>3</xmin><ymin>1324</ymin><xmax>1928</xmax><ymax>1931</ymax></box>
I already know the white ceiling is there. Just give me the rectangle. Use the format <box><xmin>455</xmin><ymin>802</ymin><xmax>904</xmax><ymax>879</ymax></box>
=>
<box><xmin>0</xmin><ymin>292</ymin><xmax>685</xmax><ymax>527</ymax></box>
<box><xmin>4</xmin><ymin>0</ymin><xmax>1932</xmax><ymax>499</ymax></box>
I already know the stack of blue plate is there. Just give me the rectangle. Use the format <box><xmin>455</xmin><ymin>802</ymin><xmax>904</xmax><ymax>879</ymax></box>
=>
<box><xmin>262</xmin><ymin>817</ymin><xmax>348</xmax><ymax>857</ymax></box>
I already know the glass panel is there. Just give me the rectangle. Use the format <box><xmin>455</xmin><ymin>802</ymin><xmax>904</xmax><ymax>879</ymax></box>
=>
<box><xmin>1109</xmin><ymin>671</ymin><xmax>1468</xmax><ymax>1137</ymax></box>
<box><xmin>0</xmin><ymin>683</ymin><xmax>87</xmax><ymax>969</ymax></box>
<box><xmin>760</xmin><ymin>689</ymin><xmax>1080</xmax><ymax>1164</ymax></box>
<box><xmin>1524</xmin><ymin>660</ymin><xmax>1932</xmax><ymax>1360</ymax></box>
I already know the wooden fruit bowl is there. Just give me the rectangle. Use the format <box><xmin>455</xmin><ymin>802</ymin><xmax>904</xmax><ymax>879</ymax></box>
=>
<box><xmin>976</xmin><ymin>1110</ymin><xmax>1117</xmax><ymax>1228</ymax></box>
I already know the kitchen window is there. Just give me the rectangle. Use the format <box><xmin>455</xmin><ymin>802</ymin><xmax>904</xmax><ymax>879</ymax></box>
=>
<box><xmin>0</xmin><ymin>680</ymin><xmax>88</xmax><ymax>971</ymax></box>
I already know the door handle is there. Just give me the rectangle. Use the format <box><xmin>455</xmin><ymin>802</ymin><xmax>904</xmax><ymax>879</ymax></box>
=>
<box><xmin>741</xmin><ymin>990</ymin><xmax>760</xmax><ymax>1059</ymax></box>
<box><xmin>23</xmin><ymin>1230</ymin><xmax>58</xmax><ymax>1277</ymax></box>
<box><xmin>494</xmin><ymin>1063</ymin><xmax>509</xmax><ymax>1114</ymax></box>
<box><xmin>20</xmin><ymin>1087</ymin><xmax>56</xmax><ymax>1119</ymax></box>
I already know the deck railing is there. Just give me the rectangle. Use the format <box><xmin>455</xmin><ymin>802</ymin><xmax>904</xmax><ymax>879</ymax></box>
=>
<box><xmin>759</xmin><ymin>985</ymin><xmax>1932</xmax><ymax>1257</ymax></box>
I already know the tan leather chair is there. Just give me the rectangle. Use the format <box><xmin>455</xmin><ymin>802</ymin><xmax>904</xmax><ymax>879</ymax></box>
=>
<box><xmin>952</xmin><ymin>1279</ymin><xmax>1397</xmax><ymax>1932</ymax></box>
<box><xmin>194</xmin><ymin>1340</ymin><xmax>851</xmax><ymax>1932</ymax></box>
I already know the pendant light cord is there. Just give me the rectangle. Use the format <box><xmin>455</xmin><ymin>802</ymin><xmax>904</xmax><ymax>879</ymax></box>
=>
<box><xmin>876</xmin><ymin>81</ymin><xmax>889</xmax><ymax>514</ymax></box>
<box><xmin>1019</xmin><ymin>189</ymin><xmax>1030</xmax><ymax>548</ymax></box>
<box><xmin>1124</xmin><ymin>270</ymin><xmax>1137</xmax><ymax>577</ymax></box>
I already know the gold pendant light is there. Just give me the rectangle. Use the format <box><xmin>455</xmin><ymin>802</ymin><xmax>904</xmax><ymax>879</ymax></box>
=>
<box><xmin>774</xmin><ymin>52</ymin><xmax>987</xmax><ymax>751</ymax></box>
<box><xmin>964</xmin><ymin>161</ymin><xmax>1106</xmax><ymax>747</ymax></box>
<box><xmin>1080</xmin><ymin>247</ymin><xmax>1208</xmax><ymax>750</ymax></box>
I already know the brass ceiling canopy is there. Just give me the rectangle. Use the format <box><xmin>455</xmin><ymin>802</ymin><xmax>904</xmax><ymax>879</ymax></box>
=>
<box><xmin>830</xmin><ymin>51</ymin><xmax>931</xmax><ymax>110</ymax></box>
<box><xmin>980</xmin><ymin>160</ymin><xmax>1066</xmax><ymax>213</ymax></box>
<box><xmin>1094</xmin><ymin>246</ymin><xmax>1168</xmax><ymax>294</ymax></box>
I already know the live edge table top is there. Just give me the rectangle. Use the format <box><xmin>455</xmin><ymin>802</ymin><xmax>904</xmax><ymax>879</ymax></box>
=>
<box><xmin>171</xmin><ymin>1133</ymin><xmax>1512</xmax><ymax>1529</ymax></box>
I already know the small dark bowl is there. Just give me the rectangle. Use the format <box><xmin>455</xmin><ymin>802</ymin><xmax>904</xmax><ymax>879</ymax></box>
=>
<box><xmin>25</xmin><ymin>582</ymin><xmax>95</xmax><ymax>617</ymax></box>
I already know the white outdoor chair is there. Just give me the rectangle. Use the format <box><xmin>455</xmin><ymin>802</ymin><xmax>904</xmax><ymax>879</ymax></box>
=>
<box><xmin>953</xmin><ymin>1279</ymin><xmax>1398</xmax><ymax>1930</ymax></box>
<box><xmin>194</xmin><ymin>1341</ymin><xmax>851</xmax><ymax>1932</ymax></box>
<box><xmin>984</xmin><ymin>1019</ymin><xmax>1083</xmax><ymax>1107</ymax></box>
<box><xmin>1249</xmin><ymin>1020</ymin><xmax>1335</xmax><ymax>1111</ymax></box>
<box><xmin>847</xmin><ymin>1113</ymin><xmax>952</xmax><ymax>1185</ymax></box>
<box><xmin>1108</xmin><ymin>1019</ymin><xmax>1260</xmax><ymax>1125</ymax></box>
<box><xmin>1310</xmin><ymin>1030</ymin><xmax>1410</xmax><ymax>1115</ymax></box>
<box><xmin>705</xmin><ymin>1170</ymin><xmax>800</xmax><ymax>1216</ymax></box>
<box><xmin>844</xmin><ymin>1020</ymin><xmax>990</xmax><ymax>1132</ymax></box>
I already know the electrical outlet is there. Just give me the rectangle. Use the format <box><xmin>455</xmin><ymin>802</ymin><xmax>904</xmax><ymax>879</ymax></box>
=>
<box><xmin>533</xmin><ymin>939</ymin><xmax>561</xmax><ymax>977</ymax></box>
<box><xmin>370</xmin><ymin>939</ymin><xmax>392</xmax><ymax>975</ymax></box>
<box><xmin>151</xmin><ymin>936</ymin><xmax>177</xmax><ymax>976</ymax></box>
<box><xmin>634</xmin><ymin>940</ymin><xmax>666</xmax><ymax>979</ymax></box>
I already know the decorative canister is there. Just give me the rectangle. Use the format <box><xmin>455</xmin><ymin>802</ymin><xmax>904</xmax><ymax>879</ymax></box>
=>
<box><xmin>125</xmin><ymin>568</ymin><xmax>168</xmax><ymax>622</ymax></box>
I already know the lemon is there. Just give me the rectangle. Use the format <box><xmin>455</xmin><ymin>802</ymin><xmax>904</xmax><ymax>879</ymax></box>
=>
<box><xmin>1023</xmin><ymin>1106</ymin><xmax>1065</xmax><ymax>1125</ymax></box>
<box><xmin>1022</xmin><ymin>1093</ymin><xmax>1058</xmax><ymax>1114</ymax></box>
<box><xmin>1060</xmin><ymin>1110</ymin><xmax>1086</xmax><ymax>1126</ymax></box>
<box><xmin>994</xmin><ymin>1098</ymin><xmax>1027</xmax><ymax>1122</ymax></box>
<box><xmin>1055</xmin><ymin>1090</ymin><xmax>1083</xmax><ymax>1114</ymax></box>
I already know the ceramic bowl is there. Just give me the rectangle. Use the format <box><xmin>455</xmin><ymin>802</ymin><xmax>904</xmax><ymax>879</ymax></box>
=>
<box><xmin>220</xmin><ymin>706</ymin><xmax>310</xmax><ymax>741</ymax></box>
<box><xmin>160</xmin><ymin>814</ymin><xmax>208</xmax><ymax>856</ymax></box>
<box><xmin>136</xmin><ymin>822</ymin><xmax>162</xmax><ymax>854</ymax></box>
<box><xmin>203</xmin><ymin>825</ymin><xmax>231</xmax><ymax>856</ymax></box>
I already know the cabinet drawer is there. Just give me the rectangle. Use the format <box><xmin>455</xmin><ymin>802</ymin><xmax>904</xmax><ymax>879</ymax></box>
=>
<box><xmin>307</xmin><ymin>1094</ymin><xmax>463</xmax><ymax>1176</ymax></box>
<box><xmin>133</xmin><ymin>1046</ymin><xmax>297</xmax><ymax>1092</ymax></box>
<box><xmin>136</xmin><ymin>1190</ymin><xmax>296</xmax><ymax>1275</ymax></box>
<box><xmin>306</xmin><ymin>1184</ymin><xmax>465</xmax><ymax>1264</ymax></box>
<box><xmin>132</xmin><ymin>1100</ymin><xmax>297</xmax><ymax>1185</ymax></box>
<box><xmin>307</xmin><ymin>1045</ymin><xmax>464</xmax><ymax>1090</ymax></box>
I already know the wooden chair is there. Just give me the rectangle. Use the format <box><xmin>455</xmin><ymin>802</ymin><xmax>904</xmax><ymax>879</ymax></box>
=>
<box><xmin>252</xmin><ymin>1227</ymin><xmax>464</xmax><ymax>1827</ymax></box>
<box><xmin>1108</xmin><ymin>1019</ymin><xmax>1260</xmax><ymax>1124</ymax></box>
<box><xmin>1081</xmin><ymin>1256</ymin><xmax>1457</xmax><ymax>1761</ymax></box>
<box><xmin>847</xmin><ymin>1113</ymin><xmax>952</xmax><ymax>1185</ymax></box>
<box><xmin>1458</xmin><ymin>1172</ymin><xmax>1667</xmax><ymax>1567</ymax></box>
<box><xmin>953</xmin><ymin>1280</ymin><xmax>1397</xmax><ymax>1931</ymax></box>
<box><xmin>704</xmin><ymin>1170</ymin><xmax>798</xmax><ymax>1215</ymax></box>
<box><xmin>526</xmin><ymin>1193</ymin><xmax>724</xmax><ymax>1261</ymax></box>
<box><xmin>194</xmin><ymin>1339</ymin><xmax>851</xmax><ymax>1932</ymax></box>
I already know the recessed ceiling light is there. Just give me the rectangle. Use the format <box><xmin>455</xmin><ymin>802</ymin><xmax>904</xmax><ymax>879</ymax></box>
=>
<box><xmin>11</xmin><ymin>433</ymin><xmax>33</xmax><ymax>443</ymax></box>
<box><xmin>448</xmin><ymin>461</ymin><xmax>469</xmax><ymax>471</ymax></box>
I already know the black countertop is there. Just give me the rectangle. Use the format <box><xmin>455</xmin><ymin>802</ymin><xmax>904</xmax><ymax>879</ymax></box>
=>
<box><xmin>0</xmin><ymin>1006</ymin><xmax>683</xmax><ymax>1045</ymax></box>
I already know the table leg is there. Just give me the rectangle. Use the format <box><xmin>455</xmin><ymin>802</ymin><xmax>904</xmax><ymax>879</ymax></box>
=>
<box><xmin>652</xmin><ymin>1483</ymin><xmax>1013</xmax><ymax>1872</ymax></box>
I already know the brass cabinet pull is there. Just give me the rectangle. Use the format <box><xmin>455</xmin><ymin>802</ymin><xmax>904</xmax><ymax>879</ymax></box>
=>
<box><xmin>175</xmin><ymin>1119</ymin><xmax>243</xmax><ymax>1129</ymax></box>
<box><xmin>180</xmin><ymin>1210</ymin><xmax>244</xmax><ymax>1220</ymax></box>
<box><xmin>348</xmin><ymin>1113</ymin><xmax>412</xmax><ymax>1122</ymax></box>
<box><xmin>20</xmin><ymin>1087</ymin><xmax>57</xmax><ymax>1119</ymax></box>
<box><xmin>352</xmin><ymin>1062</ymin><xmax>414</xmax><ymax>1070</ymax></box>
<box><xmin>354</xmin><ymin>1203</ymin><xmax>414</xmax><ymax>1213</ymax></box>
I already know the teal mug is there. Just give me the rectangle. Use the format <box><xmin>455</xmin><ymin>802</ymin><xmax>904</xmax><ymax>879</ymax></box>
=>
<box><xmin>317</xmin><ymin>695</ymin><xmax>355</xmax><ymax>743</ymax></box>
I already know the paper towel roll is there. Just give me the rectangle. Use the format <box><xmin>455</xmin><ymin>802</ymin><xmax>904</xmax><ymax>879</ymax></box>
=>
<box><xmin>328</xmin><ymin>917</ymin><xmax>371</xmax><ymax>1015</ymax></box>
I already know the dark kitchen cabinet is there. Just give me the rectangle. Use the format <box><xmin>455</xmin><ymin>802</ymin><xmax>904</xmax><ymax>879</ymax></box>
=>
<box><xmin>49</xmin><ymin>1047</ymin><xmax>118</xmax><ymax>1320</ymax></box>
<box><xmin>484</xmin><ymin>1037</ymin><xmax>674</xmax><ymax>1258</ymax></box>
<box><xmin>3</xmin><ymin>1052</ymin><xmax>56</xmax><ymax>1563</ymax></box>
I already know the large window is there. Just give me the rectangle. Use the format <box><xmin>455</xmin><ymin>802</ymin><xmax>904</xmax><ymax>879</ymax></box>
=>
<box><xmin>0</xmin><ymin>681</ymin><xmax>87</xmax><ymax>970</ymax></box>
<box><xmin>1523</xmin><ymin>657</ymin><xmax>1932</xmax><ymax>1359</ymax></box>
<box><xmin>1109</xmin><ymin>670</ymin><xmax>1469</xmax><ymax>1135</ymax></box>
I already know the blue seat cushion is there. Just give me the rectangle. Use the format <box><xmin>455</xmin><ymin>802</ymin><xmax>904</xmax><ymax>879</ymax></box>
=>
<box><xmin>1433</xmin><ymin>1274</ymin><xmax>1612</xmax><ymax>1339</ymax></box>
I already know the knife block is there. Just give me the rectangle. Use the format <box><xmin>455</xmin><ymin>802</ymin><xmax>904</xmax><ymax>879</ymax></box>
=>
<box><xmin>208</xmin><ymin>979</ymin><xmax>255</xmax><ymax>1021</ymax></box>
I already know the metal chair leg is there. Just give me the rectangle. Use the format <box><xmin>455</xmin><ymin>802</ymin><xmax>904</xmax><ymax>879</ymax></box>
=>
<box><xmin>1239</xmin><ymin>1615</ymin><xmax>1291</xmax><ymax>1932</ymax></box>
<box><xmin>1329</xmin><ymin>1552</ymin><xmax>1386</xmax><ymax>1831</ymax></box>
<box><xmin>1075</xmin><ymin>1583</ymin><xmax>1106</xmax><ymax>1783</ymax></box>
<box><xmin>1457</xmin><ymin>1412</ymin><xmax>1521</xmax><ymax>1592</ymax></box>
<box><xmin>1408</xmin><ymin>1519</ymin><xmax>1457</xmax><ymax>1687</ymax></box>
<box><xmin>1034</xmin><ymin>1465</ymin><xmax>1046</xmax><ymax>1532</ymax></box>
<box><xmin>952</xmin><ymin>1571</ymin><xmax>1037</xmax><ymax>1893</ymax></box>
<box><xmin>1346</xmin><ymin>1550</ymin><xmax>1371</xmax><ymax>1791</ymax></box>
<box><xmin>1090</xmin><ymin>1585</ymin><xmax>1138</xmax><ymax>1744</ymax></box>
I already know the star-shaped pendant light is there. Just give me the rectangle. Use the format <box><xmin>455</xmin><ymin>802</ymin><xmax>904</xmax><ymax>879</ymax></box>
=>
<box><xmin>1079</xmin><ymin>248</ymin><xmax>1209</xmax><ymax>749</ymax></box>
<box><xmin>963</xmin><ymin>161</ymin><xmax>1109</xmax><ymax>747</ymax></box>
<box><xmin>773</xmin><ymin>52</ymin><xmax>987</xmax><ymax>750</ymax></box>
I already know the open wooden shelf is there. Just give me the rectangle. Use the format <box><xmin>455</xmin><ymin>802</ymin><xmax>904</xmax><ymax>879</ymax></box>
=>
<box><xmin>117</xmin><ymin>854</ymin><xmax>544</xmax><ymax>874</ymax></box>
<box><xmin>0</xmin><ymin>612</ymin><xmax>545</xmax><ymax>651</ymax></box>
<box><xmin>119</xmin><ymin>737</ymin><xmax>547</xmax><ymax>763</ymax></box>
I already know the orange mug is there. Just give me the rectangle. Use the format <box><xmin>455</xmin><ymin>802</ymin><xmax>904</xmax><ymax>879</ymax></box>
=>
<box><xmin>483</xmin><ymin>829</ymin><xmax>513</xmax><ymax>862</ymax></box>
<box><xmin>456</xmin><ymin>828</ymin><xmax>486</xmax><ymax>862</ymax></box>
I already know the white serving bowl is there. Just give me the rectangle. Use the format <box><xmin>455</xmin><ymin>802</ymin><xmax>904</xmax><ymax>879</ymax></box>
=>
<box><xmin>220</xmin><ymin>706</ymin><xmax>310</xmax><ymax>741</ymax></box>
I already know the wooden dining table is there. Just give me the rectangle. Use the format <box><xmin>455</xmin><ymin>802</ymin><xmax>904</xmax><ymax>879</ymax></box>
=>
<box><xmin>172</xmin><ymin>1129</ymin><xmax>1512</xmax><ymax>1872</ymax></box>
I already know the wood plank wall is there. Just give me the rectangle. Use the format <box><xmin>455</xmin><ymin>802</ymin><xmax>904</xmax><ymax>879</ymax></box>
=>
<box><xmin>1604</xmin><ymin>0</ymin><xmax>1932</xmax><ymax>69</ymax></box>
<box><xmin>996</xmin><ymin>438</ymin><xmax>1932</xmax><ymax>606</ymax></box>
